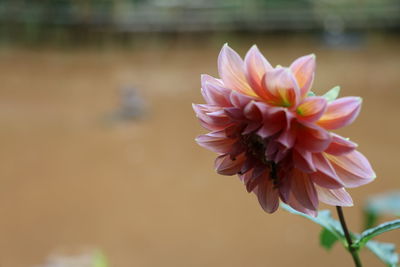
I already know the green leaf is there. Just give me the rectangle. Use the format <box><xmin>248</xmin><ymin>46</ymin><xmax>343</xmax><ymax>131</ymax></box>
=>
<box><xmin>356</xmin><ymin>219</ymin><xmax>400</xmax><ymax>248</ymax></box>
<box><xmin>366</xmin><ymin>240</ymin><xmax>399</xmax><ymax>267</ymax></box>
<box><xmin>93</xmin><ymin>251</ymin><xmax>108</xmax><ymax>267</ymax></box>
<box><xmin>322</xmin><ymin>86</ymin><xmax>340</xmax><ymax>102</ymax></box>
<box><xmin>364</xmin><ymin>209</ymin><xmax>379</xmax><ymax>230</ymax></box>
<box><xmin>280</xmin><ymin>203</ymin><xmax>346</xmax><ymax>243</ymax></box>
<box><xmin>307</xmin><ymin>91</ymin><xmax>316</xmax><ymax>97</ymax></box>
<box><xmin>364</xmin><ymin>191</ymin><xmax>400</xmax><ymax>229</ymax></box>
<box><xmin>320</xmin><ymin>228</ymin><xmax>338</xmax><ymax>250</ymax></box>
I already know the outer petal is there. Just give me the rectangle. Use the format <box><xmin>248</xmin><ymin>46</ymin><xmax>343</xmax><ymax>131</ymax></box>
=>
<box><xmin>296</xmin><ymin>122</ymin><xmax>331</xmax><ymax>152</ymax></box>
<box><xmin>284</xmin><ymin>191</ymin><xmax>318</xmax><ymax>217</ymax></box>
<box><xmin>290</xmin><ymin>168</ymin><xmax>318</xmax><ymax>211</ymax></box>
<box><xmin>290</xmin><ymin>54</ymin><xmax>316</xmax><ymax>98</ymax></box>
<box><xmin>296</xmin><ymin>96</ymin><xmax>327</xmax><ymax>122</ymax></box>
<box><xmin>263</xmin><ymin>68</ymin><xmax>300</xmax><ymax>107</ymax></box>
<box><xmin>325</xmin><ymin>133</ymin><xmax>358</xmax><ymax>156</ymax></box>
<box><xmin>293</xmin><ymin>148</ymin><xmax>316</xmax><ymax>173</ymax></box>
<box><xmin>315</xmin><ymin>186</ymin><xmax>353</xmax><ymax>206</ymax></box>
<box><xmin>310</xmin><ymin>153</ymin><xmax>344</xmax><ymax>189</ymax></box>
<box><xmin>244</xmin><ymin>45</ymin><xmax>273</xmax><ymax>99</ymax></box>
<box><xmin>195</xmin><ymin>131</ymin><xmax>237</xmax><ymax>154</ymax></box>
<box><xmin>317</xmin><ymin>97</ymin><xmax>362</xmax><ymax>130</ymax></box>
<box><xmin>218</xmin><ymin>44</ymin><xmax>255</xmax><ymax>97</ymax></box>
<box><xmin>255</xmin><ymin>103</ymin><xmax>286</xmax><ymax>138</ymax></box>
<box><xmin>326</xmin><ymin>150</ymin><xmax>376</xmax><ymax>188</ymax></box>
<box><xmin>253</xmin><ymin>173</ymin><xmax>280</xmax><ymax>213</ymax></box>
<box><xmin>201</xmin><ymin>74</ymin><xmax>231</xmax><ymax>106</ymax></box>
<box><xmin>215</xmin><ymin>153</ymin><xmax>246</xmax><ymax>175</ymax></box>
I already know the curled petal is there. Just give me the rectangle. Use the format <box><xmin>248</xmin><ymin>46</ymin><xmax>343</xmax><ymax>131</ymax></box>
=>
<box><xmin>244</xmin><ymin>101</ymin><xmax>262</xmax><ymax>121</ymax></box>
<box><xmin>316</xmin><ymin>186</ymin><xmax>353</xmax><ymax>207</ymax></box>
<box><xmin>218</xmin><ymin>44</ymin><xmax>255</xmax><ymax>97</ymax></box>
<box><xmin>244</xmin><ymin>45</ymin><xmax>273</xmax><ymax>98</ymax></box>
<box><xmin>326</xmin><ymin>150</ymin><xmax>376</xmax><ymax>188</ymax></box>
<box><xmin>310</xmin><ymin>153</ymin><xmax>344</xmax><ymax>189</ymax></box>
<box><xmin>293</xmin><ymin>148</ymin><xmax>316</xmax><ymax>173</ymax></box>
<box><xmin>317</xmin><ymin>97</ymin><xmax>362</xmax><ymax>130</ymax></box>
<box><xmin>325</xmin><ymin>133</ymin><xmax>358</xmax><ymax>156</ymax></box>
<box><xmin>296</xmin><ymin>96</ymin><xmax>327</xmax><ymax>122</ymax></box>
<box><xmin>215</xmin><ymin>153</ymin><xmax>246</xmax><ymax>175</ymax></box>
<box><xmin>201</xmin><ymin>74</ymin><xmax>231</xmax><ymax>106</ymax></box>
<box><xmin>193</xmin><ymin>104</ymin><xmax>230</xmax><ymax>130</ymax></box>
<box><xmin>263</xmin><ymin>68</ymin><xmax>300</xmax><ymax>107</ymax></box>
<box><xmin>254</xmin><ymin>103</ymin><xmax>286</xmax><ymax>138</ymax></box>
<box><xmin>290</xmin><ymin>54</ymin><xmax>316</xmax><ymax>97</ymax></box>
<box><xmin>277</xmin><ymin>111</ymin><xmax>296</xmax><ymax>148</ymax></box>
<box><xmin>195</xmin><ymin>131</ymin><xmax>237</xmax><ymax>154</ymax></box>
<box><xmin>296</xmin><ymin>122</ymin><xmax>331</xmax><ymax>152</ymax></box>
<box><xmin>230</xmin><ymin>91</ymin><xmax>253</xmax><ymax>108</ymax></box>
<box><xmin>253</xmin><ymin>173</ymin><xmax>280</xmax><ymax>213</ymax></box>
<box><xmin>290</xmin><ymin>168</ymin><xmax>318</xmax><ymax>211</ymax></box>
<box><xmin>284</xmin><ymin>191</ymin><xmax>318</xmax><ymax>217</ymax></box>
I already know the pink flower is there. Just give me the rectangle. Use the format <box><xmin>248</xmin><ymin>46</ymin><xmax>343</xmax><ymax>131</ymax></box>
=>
<box><xmin>193</xmin><ymin>44</ymin><xmax>376</xmax><ymax>216</ymax></box>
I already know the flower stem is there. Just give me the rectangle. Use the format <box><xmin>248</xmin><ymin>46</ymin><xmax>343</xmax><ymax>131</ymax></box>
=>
<box><xmin>336</xmin><ymin>206</ymin><xmax>362</xmax><ymax>267</ymax></box>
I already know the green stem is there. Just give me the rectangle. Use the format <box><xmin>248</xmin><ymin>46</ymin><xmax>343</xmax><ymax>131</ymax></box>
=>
<box><xmin>336</xmin><ymin>206</ymin><xmax>363</xmax><ymax>267</ymax></box>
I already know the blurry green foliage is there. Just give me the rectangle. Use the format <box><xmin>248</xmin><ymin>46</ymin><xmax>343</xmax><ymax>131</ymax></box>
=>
<box><xmin>281</xmin><ymin>203</ymin><xmax>400</xmax><ymax>266</ymax></box>
<box><xmin>363</xmin><ymin>191</ymin><xmax>400</xmax><ymax>230</ymax></box>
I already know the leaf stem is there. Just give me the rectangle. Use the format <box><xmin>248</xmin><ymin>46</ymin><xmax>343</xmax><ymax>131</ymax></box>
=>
<box><xmin>336</xmin><ymin>206</ymin><xmax>363</xmax><ymax>267</ymax></box>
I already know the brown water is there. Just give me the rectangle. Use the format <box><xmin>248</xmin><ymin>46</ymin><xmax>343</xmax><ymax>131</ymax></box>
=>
<box><xmin>0</xmin><ymin>34</ymin><xmax>399</xmax><ymax>267</ymax></box>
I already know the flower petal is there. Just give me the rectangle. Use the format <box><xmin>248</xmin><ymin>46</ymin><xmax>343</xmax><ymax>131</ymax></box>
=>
<box><xmin>290</xmin><ymin>54</ymin><xmax>316</xmax><ymax>98</ymax></box>
<box><xmin>195</xmin><ymin>131</ymin><xmax>237</xmax><ymax>154</ymax></box>
<box><xmin>254</xmin><ymin>174</ymin><xmax>280</xmax><ymax>213</ymax></box>
<box><xmin>317</xmin><ymin>97</ymin><xmax>362</xmax><ymax>130</ymax></box>
<box><xmin>315</xmin><ymin>186</ymin><xmax>353</xmax><ymax>207</ymax></box>
<box><xmin>290</xmin><ymin>168</ymin><xmax>318</xmax><ymax>211</ymax></box>
<box><xmin>263</xmin><ymin>68</ymin><xmax>300</xmax><ymax>107</ymax></box>
<box><xmin>218</xmin><ymin>44</ymin><xmax>255</xmax><ymax>97</ymax></box>
<box><xmin>310</xmin><ymin>153</ymin><xmax>344</xmax><ymax>189</ymax></box>
<box><xmin>296</xmin><ymin>96</ymin><xmax>327</xmax><ymax>122</ymax></box>
<box><xmin>215</xmin><ymin>153</ymin><xmax>246</xmax><ymax>175</ymax></box>
<box><xmin>326</xmin><ymin>150</ymin><xmax>376</xmax><ymax>188</ymax></box>
<box><xmin>201</xmin><ymin>74</ymin><xmax>231</xmax><ymax>106</ymax></box>
<box><xmin>293</xmin><ymin>148</ymin><xmax>316</xmax><ymax>173</ymax></box>
<box><xmin>325</xmin><ymin>133</ymin><xmax>358</xmax><ymax>156</ymax></box>
<box><xmin>296</xmin><ymin>122</ymin><xmax>331</xmax><ymax>152</ymax></box>
<box><xmin>244</xmin><ymin>45</ymin><xmax>273</xmax><ymax>99</ymax></box>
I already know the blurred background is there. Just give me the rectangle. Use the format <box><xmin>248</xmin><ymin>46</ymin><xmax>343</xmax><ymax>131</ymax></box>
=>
<box><xmin>0</xmin><ymin>0</ymin><xmax>399</xmax><ymax>266</ymax></box>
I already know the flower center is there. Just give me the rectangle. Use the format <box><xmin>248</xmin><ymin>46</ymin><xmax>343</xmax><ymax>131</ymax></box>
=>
<box><xmin>241</xmin><ymin>133</ymin><xmax>280</xmax><ymax>186</ymax></box>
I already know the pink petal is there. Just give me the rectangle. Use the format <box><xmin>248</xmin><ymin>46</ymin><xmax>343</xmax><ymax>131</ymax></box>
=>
<box><xmin>315</xmin><ymin>186</ymin><xmax>353</xmax><ymax>207</ymax></box>
<box><xmin>244</xmin><ymin>45</ymin><xmax>273</xmax><ymax>99</ymax></box>
<box><xmin>195</xmin><ymin>131</ymin><xmax>237</xmax><ymax>154</ymax></box>
<box><xmin>290</xmin><ymin>168</ymin><xmax>318</xmax><ymax>210</ymax></box>
<box><xmin>255</xmin><ymin>103</ymin><xmax>286</xmax><ymax>138</ymax></box>
<box><xmin>229</xmin><ymin>91</ymin><xmax>253</xmax><ymax>109</ymax></box>
<box><xmin>317</xmin><ymin>97</ymin><xmax>362</xmax><ymax>130</ymax></box>
<box><xmin>243</xmin><ymin>101</ymin><xmax>262</xmax><ymax>121</ymax></box>
<box><xmin>263</xmin><ymin>68</ymin><xmax>300</xmax><ymax>107</ymax></box>
<box><xmin>293</xmin><ymin>148</ymin><xmax>316</xmax><ymax>173</ymax></box>
<box><xmin>218</xmin><ymin>44</ymin><xmax>255</xmax><ymax>97</ymax></box>
<box><xmin>201</xmin><ymin>74</ymin><xmax>231</xmax><ymax>106</ymax></box>
<box><xmin>296</xmin><ymin>96</ymin><xmax>327</xmax><ymax>122</ymax></box>
<box><xmin>325</xmin><ymin>133</ymin><xmax>358</xmax><ymax>156</ymax></box>
<box><xmin>215</xmin><ymin>153</ymin><xmax>246</xmax><ymax>175</ymax></box>
<box><xmin>296</xmin><ymin>122</ymin><xmax>331</xmax><ymax>152</ymax></box>
<box><xmin>277</xmin><ymin>111</ymin><xmax>296</xmax><ymax>148</ymax></box>
<box><xmin>310</xmin><ymin>153</ymin><xmax>344</xmax><ymax>189</ymax></box>
<box><xmin>290</xmin><ymin>54</ymin><xmax>316</xmax><ymax>98</ymax></box>
<box><xmin>284</xmin><ymin>191</ymin><xmax>318</xmax><ymax>217</ymax></box>
<box><xmin>254</xmin><ymin>174</ymin><xmax>280</xmax><ymax>213</ymax></box>
<box><xmin>326</xmin><ymin>150</ymin><xmax>376</xmax><ymax>188</ymax></box>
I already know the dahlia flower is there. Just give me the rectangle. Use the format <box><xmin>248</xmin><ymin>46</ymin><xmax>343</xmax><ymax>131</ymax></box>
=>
<box><xmin>193</xmin><ymin>44</ymin><xmax>375</xmax><ymax>216</ymax></box>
